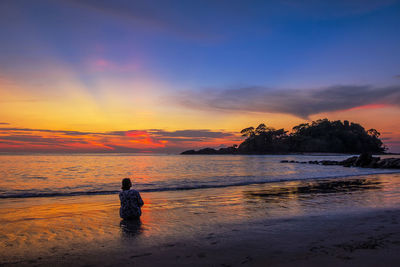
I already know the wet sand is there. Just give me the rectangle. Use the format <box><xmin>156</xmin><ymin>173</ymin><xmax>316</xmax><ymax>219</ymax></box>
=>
<box><xmin>3</xmin><ymin>208</ymin><xmax>400</xmax><ymax>267</ymax></box>
<box><xmin>117</xmin><ymin>208</ymin><xmax>400</xmax><ymax>267</ymax></box>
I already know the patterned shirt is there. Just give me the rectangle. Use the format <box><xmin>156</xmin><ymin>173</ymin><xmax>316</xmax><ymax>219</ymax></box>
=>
<box><xmin>119</xmin><ymin>189</ymin><xmax>144</xmax><ymax>219</ymax></box>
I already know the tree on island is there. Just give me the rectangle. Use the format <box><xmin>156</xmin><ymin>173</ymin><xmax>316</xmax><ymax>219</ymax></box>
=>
<box><xmin>240</xmin><ymin>126</ymin><xmax>255</xmax><ymax>138</ymax></box>
<box><xmin>238</xmin><ymin>119</ymin><xmax>385</xmax><ymax>154</ymax></box>
<box><xmin>181</xmin><ymin>119</ymin><xmax>386</xmax><ymax>154</ymax></box>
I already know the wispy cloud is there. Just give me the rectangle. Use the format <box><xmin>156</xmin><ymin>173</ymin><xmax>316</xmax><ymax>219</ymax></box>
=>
<box><xmin>0</xmin><ymin>122</ymin><xmax>9</xmax><ymax>125</ymax></box>
<box><xmin>149</xmin><ymin>129</ymin><xmax>236</xmax><ymax>139</ymax></box>
<box><xmin>175</xmin><ymin>85</ymin><xmax>400</xmax><ymax>119</ymax></box>
<box><xmin>0</xmin><ymin>127</ymin><xmax>101</xmax><ymax>135</ymax></box>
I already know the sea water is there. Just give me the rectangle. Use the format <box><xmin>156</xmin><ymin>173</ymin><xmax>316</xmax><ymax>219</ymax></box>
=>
<box><xmin>0</xmin><ymin>153</ymin><xmax>399</xmax><ymax>198</ymax></box>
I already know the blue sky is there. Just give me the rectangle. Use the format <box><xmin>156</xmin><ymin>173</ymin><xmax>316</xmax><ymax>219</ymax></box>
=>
<box><xmin>2</xmin><ymin>0</ymin><xmax>400</xmax><ymax>88</ymax></box>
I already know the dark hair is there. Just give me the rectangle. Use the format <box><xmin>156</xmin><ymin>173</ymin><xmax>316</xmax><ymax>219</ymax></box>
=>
<box><xmin>121</xmin><ymin>178</ymin><xmax>132</xmax><ymax>190</ymax></box>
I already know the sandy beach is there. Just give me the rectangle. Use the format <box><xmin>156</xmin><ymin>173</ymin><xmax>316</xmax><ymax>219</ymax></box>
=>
<box><xmin>2</xmin><ymin>208</ymin><xmax>400</xmax><ymax>266</ymax></box>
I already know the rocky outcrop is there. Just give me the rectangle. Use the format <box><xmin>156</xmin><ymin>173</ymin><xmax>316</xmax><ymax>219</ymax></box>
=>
<box><xmin>181</xmin><ymin>146</ymin><xmax>238</xmax><ymax>155</ymax></box>
<box><xmin>280</xmin><ymin>153</ymin><xmax>400</xmax><ymax>169</ymax></box>
<box><xmin>181</xmin><ymin>148</ymin><xmax>218</xmax><ymax>154</ymax></box>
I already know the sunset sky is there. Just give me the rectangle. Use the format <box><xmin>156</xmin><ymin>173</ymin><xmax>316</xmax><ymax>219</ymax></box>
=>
<box><xmin>0</xmin><ymin>0</ymin><xmax>399</xmax><ymax>153</ymax></box>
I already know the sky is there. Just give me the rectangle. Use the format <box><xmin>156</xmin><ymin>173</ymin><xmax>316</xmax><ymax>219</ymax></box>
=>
<box><xmin>0</xmin><ymin>0</ymin><xmax>399</xmax><ymax>153</ymax></box>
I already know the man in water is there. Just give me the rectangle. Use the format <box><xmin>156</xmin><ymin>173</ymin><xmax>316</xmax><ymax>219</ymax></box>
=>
<box><xmin>119</xmin><ymin>178</ymin><xmax>144</xmax><ymax>219</ymax></box>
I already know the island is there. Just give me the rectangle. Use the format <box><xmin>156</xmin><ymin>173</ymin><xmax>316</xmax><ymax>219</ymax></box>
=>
<box><xmin>181</xmin><ymin>119</ymin><xmax>386</xmax><ymax>155</ymax></box>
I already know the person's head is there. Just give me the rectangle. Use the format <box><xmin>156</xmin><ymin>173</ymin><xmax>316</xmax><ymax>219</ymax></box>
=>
<box><xmin>121</xmin><ymin>178</ymin><xmax>132</xmax><ymax>190</ymax></box>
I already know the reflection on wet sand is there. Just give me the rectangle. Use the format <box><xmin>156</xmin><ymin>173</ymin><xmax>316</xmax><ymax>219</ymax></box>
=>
<box><xmin>120</xmin><ymin>219</ymin><xmax>143</xmax><ymax>238</ymax></box>
<box><xmin>244</xmin><ymin>178</ymin><xmax>382</xmax><ymax>202</ymax></box>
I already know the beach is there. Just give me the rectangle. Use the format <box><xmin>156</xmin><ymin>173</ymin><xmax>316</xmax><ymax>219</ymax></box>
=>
<box><xmin>41</xmin><ymin>208</ymin><xmax>399</xmax><ymax>267</ymax></box>
<box><xmin>3</xmin><ymin>207</ymin><xmax>399</xmax><ymax>267</ymax></box>
<box><xmin>1</xmin><ymin>154</ymin><xmax>400</xmax><ymax>266</ymax></box>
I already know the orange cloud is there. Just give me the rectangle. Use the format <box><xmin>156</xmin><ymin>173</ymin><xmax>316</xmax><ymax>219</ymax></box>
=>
<box><xmin>0</xmin><ymin>127</ymin><xmax>238</xmax><ymax>153</ymax></box>
<box><xmin>125</xmin><ymin>130</ymin><xmax>149</xmax><ymax>137</ymax></box>
<box><xmin>345</xmin><ymin>104</ymin><xmax>388</xmax><ymax>111</ymax></box>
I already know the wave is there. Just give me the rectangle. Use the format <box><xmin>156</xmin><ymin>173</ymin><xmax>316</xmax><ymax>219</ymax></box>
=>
<box><xmin>1</xmin><ymin>170</ymin><xmax>399</xmax><ymax>199</ymax></box>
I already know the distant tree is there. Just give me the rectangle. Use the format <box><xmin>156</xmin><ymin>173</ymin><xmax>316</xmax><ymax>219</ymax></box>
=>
<box><xmin>182</xmin><ymin>119</ymin><xmax>386</xmax><ymax>155</ymax></box>
<box><xmin>238</xmin><ymin>119</ymin><xmax>386</xmax><ymax>154</ymax></box>
<box><xmin>255</xmin><ymin>123</ymin><xmax>267</xmax><ymax>135</ymax></box>
<box><xmin>292</xmin><ymin>123</ymin><xmax>309</xmax><ymax>134</ymax></box>
<box><xmin>367</xmin><ymin>128</ymin><xmax>380</xmax><ymax>138</ymax></box>
<box><xmin>240</xmin><ymin>127</ymin><xmax>255</xmax><ymax>138</ymax></box>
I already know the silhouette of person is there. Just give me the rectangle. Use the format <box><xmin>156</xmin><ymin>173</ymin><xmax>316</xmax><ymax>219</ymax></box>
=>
<box><xmin>119</xmin><ymin>178</ymin><xmax>144</xmax><ymax>220</ymax></box>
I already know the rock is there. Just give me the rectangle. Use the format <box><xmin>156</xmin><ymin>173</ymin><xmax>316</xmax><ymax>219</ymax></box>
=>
<box><xmin>181</xmin><ymin>145</ymin><xmax>238</xmax><ymax>155</ymax></box>
<box><xmin>393</xmin><ymin>159</ymin><xmax>400</xmax><ymax>168</ymax></box>
<box><xmin>180</xmin><ymin>148</ymin><xmax>218</xmax><ymax>154</ymax></box>
<box><xmin>280</xmin><ymin>154</ymin><xmax>400</xmax><ymax>169</ymax></box>
<box><xmin>320</xmin><ymin>160</ymin><xmax>339</xmax><ymax>165</ymax></box>
<box><xmin>217</xmin><ymin>147</ymin><xmax>236</xmax><ymax>154</ymax></box>
<box><xmin>181</xmin><ymin>150</ymin><xmax>196</xmax><ymax>155</ymax></box>
<box><xmin>366</xmin><ymin>157</ymin><xmax>380</xmax><ymax>168</ymax></box>
<box><xmin>339</xmin><ymin>156</ymin><xmax>358</xmax><ymax>167</ymax></box>
<box><xmin>197</xmin><ymin>148</ymin><xmax>218</xmax><ymax>154</ymax></box>
<box><xmin>377</xmin><ymin>158</ymin><xmax>400</xmax><ymax>168</ymax></box>
<box><xmin>354</xmin><ymin>152</ymin><xmax>373</xmax><ymax>167</ymax></box>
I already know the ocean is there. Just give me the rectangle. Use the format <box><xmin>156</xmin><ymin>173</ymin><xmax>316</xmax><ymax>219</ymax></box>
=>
<box><xmin>1</xmin><ymin>153</ymin><xmax>399</xmax><ymax>199</ymax></box>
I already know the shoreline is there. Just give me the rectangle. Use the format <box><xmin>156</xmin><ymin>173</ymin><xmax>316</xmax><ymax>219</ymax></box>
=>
<box><xmin>2</xmin><ymin>168</ymin><xmax>400</xmax><ymax>200</ymax></box>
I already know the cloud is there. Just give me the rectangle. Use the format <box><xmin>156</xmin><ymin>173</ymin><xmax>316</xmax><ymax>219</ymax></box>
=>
<box><xmin>394</xmin><ymin>74</ymin><xmax>400</xmax><ymax>79</ymax></box>
<box><xmin>0</xmin><ymin>127</ymin><xmax>237</xmax><ymax>139</ymax></box>
<box><xmin>0</xmin><ymin>135</ymin><xmax>88</xmax><ymax>145</ymax></box>
<box><xmin>0</xmin><ymin>127</ymin><xmax>100</xmax><ymax>136</ymax></box>
<box><xmin>147</xmin><ymin>129</ymin><xmax>240</xmax><ymax>145</ymax></box>
<box><xmin>176</xmin><ymin>85</ymin><xmax>400</xmax><ymax>118</ymax></box>
<box><xmin>0</xmin><ymin>122</ymin><xmax>9</xmax><ymax>125</ymax></box>
<box><xmin>0</xmin><ymin>127</ymin><xmax>239</xmax><ymax>153</ymax></box>
<box><xmin>149</xmin><ymin>129</ymin><xmax>235</xmax><ymax>139</ymax></box>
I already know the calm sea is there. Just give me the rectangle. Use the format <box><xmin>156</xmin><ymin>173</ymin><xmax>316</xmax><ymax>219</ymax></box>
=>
<box><xmin>1</xmin><ymin>153</ymin><xmax>399</xmax><ymax>199</ymax></box>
